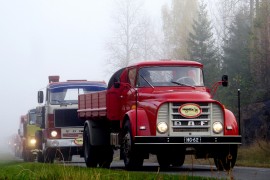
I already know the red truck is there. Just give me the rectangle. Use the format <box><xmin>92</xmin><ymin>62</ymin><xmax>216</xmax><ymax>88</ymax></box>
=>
<box><xmin>35</xmin><ymin>76</ymin><xmax>107</xmax><ymax>163</ymax></box>
<box><xmin>78</xmin><ymin>60</ymin><xmax>241</xmax><ymax>170</ymax></box>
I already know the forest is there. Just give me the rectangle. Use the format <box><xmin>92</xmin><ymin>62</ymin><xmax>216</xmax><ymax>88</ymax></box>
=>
<box><xmin>106</xmin><ymin>0</ymin><xmax>270</xmax><ymax>145</ymax></box>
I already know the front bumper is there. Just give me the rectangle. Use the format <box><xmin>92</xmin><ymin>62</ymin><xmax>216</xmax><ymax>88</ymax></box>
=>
<box><xmin>135</xmin><ymin>136</ymin><xmax>242</xmax><ymax>145</ymax></box>
<box><xmin>46</xmin><ymin>139</ymin><xmax>83</xmax><ymax>148</ymax></box>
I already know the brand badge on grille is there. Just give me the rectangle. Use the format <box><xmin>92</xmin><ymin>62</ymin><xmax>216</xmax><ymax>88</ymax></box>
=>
<box><xmin>178</xmin><ymin>103</ymin><xmax>202</xmax><ymax>118</ymax></box>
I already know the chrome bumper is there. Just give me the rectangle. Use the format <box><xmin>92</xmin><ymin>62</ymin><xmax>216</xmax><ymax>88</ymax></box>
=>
<box><xmin>46</xmin><ymin>139</ymin><xmax>82</xmax><ymax>148</ymax></box>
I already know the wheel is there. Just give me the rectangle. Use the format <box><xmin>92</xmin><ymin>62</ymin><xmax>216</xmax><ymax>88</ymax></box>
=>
<box><xmin>37</xmin><ymin>151</ymin><xmax>44</xmax><ymax>162</ymax></box>
<box><xmin>176</xmin><ymin>77</ymin><xmax>196</xmax><ymax>86</ymax></box>
<box><xmin>121</xmin><ymin>121</ymin><xmax>144</xmax><ymax>170</ymax></box>
<box><xmin>43</xmin><ymin>149</ymin><xmax>55</xmax><ymax>163</ymax></box>
<box><xmin>214</xmin><ymin>145</ymin><xmax>238</xmax><ymax>171</ymax></box>
<box><xmin>157</xmin><ymin>154</ymin><xmax>170</xmax><ymax>169</ymax></box>
<box><xmin>83</xmin><ymin>124</ymin><xmax>98</xmax><ymax>167</ymax></box>
<box><xmin>171</xmin><ymin>149</ymin><xmax>185</xmax><ymax>167</ymax></box>
<box><xmin>98</xmin><ymin>147</ymin><xmax>113</xmax><ymax>168</ymax></box>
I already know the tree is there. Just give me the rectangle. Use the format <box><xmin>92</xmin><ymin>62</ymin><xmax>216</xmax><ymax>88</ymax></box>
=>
<box><xmin>222</xmin><ymin>9</ymin><xmax>253</xmax><ymax>108</ymax></box>
<box><xmin>106</xmin><ymin>0</ymin><xmax>163</xmax><ymax>74</ymax></box>
<box><xmin>106</xmin><ymin>0</ymin><xmax>143</xmax><ymax>73</ymax></box>
<box><xmin>187</xmin><ymin>1</ymin><xmax>219</xmax><ymax>86</ymax></box>
<box><xmin>162</xmin><ymin>0</ymin><xmax>198</xmax><ymax>59</ymax></box>
<box><xmin>252</xmin><ymin>0</ymin><xmax>270</xmax><ymax>99</ymax></box>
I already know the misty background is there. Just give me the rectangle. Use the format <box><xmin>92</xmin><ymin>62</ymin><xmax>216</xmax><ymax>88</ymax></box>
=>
<box><xmin>0</xmin><ymin>0</ymin><xmax>169</xmax><ymax>152</ymax></box>
<box><xmin>2</xmin><ymin>0</ymin><xmax>269</xmax><ymax>153</ymax></box>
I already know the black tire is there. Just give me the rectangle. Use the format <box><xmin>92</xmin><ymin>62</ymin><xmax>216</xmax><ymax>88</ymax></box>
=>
<box><xmin>121</xmin><ymin>121</ymin><xmax>144</xmax><ymax>170</ymax></box>
<box><xmin>214</xmin><ymin>145</ymin><xmax>238</xmax><ymax>171</ymax></box>
<box><xmin>157</xmin><ymin>153</ymin><xmax>170</xmax><ymax>169</ymax></box>
<box><xmin>171</xmin><ymin>150</ymin><xmax>185</xmax><ymax>167</ymax></box>
<box><xmin>83</xmin><ymin>124</ymin><xmax>98</xmax><ymax>167</ymax></box>
<box><xmin>43</xmin><ymin>149</ymin><xmax>54</xmax><ymax>163</ymax></box>
<box><xmin>37</xmin><ymin>151</ymin><xmax>44</xmax><ymax>162</ymax></box>
<box><xmin>98</xmin><ymin>147</ymin><xmax>113</xmax><ymax>168</ymax></box>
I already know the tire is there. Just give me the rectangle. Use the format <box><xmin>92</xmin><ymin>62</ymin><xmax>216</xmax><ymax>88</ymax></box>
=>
<box><xmin>37</xmin><ymin>151</ymin><xmax>44</xmax><ymax>163</ymax></box>
<box><xmin>98</xmin><ymin>147</ymin><xmax>113</xmax><ymax>168</ymax></box>
<box><xmin>171</xmin><ymin>151</ymin><xmax>185</xmax><ymax>167</ymax></box>
<box><xmin>43</xmin><ymin>149</ymin><xmax>54</xmax><ymax>163</ymax></box>
<box><xmin>83</xmin><ymin>124</ymin><xmax>98</xmax><ymax>167</ymax></box>
<box><xmin>121</xmin><ymin>121</ymin><xmax>144</xmax><ymax>170</ymax></box>
<box><xmin>157</xmin><ymin>154</ymin><xmax>170</xmax><ymax>169</ymax></box>
<box><xmin>214</xmin><ymin>145</ymin><xmax>238</xmax><ymax>171</ymax></box>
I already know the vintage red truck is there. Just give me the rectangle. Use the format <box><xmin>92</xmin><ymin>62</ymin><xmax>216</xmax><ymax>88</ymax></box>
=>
<box><xmin>78</xmin><ymin>60</ymin><xmax>241</xmax><ymax>170</ymax></box>
<box><xmin>35</xmin><ymin>76</ymin><xmax>106</xmax><ymax>163</ymax></box>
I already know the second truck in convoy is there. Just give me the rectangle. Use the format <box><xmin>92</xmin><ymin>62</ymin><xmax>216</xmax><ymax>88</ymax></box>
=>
<box><xmin>78</xmin><ymin>60</ymin><xmax>241</xmax><ymax>170</ymax></box>
<box><xmin>35</xmin><ymin>76</ymin><xmax>106</xmax><ymax>163</ymax></box>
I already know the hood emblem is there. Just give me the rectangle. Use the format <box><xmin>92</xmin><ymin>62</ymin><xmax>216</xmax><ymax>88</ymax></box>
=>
<box><xmin>178</xmin><ymin>103</ymin><xmax>202</xmax><ymax>118</ymax></box>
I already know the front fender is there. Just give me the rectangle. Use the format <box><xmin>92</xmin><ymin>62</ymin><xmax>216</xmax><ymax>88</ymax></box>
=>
<box><xmin>125</xmin><ymin>109</ymin><xmax>151</xmax><ymax>137</ymax></box>
<box><xmin>224</xmin><ymin>109</ymin><xmax>239</xmax><ymax>135</ymax></box>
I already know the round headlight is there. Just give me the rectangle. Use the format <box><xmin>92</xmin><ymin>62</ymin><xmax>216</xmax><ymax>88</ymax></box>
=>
<box><xmin>157</xmin><ymin>122</ymin><xmax>168</xmax><ymax>134</ymax></box>
<box><xmin>51</xmin><ymin>130</ymin><xmax>58</xmax><ymax>137</ymax></box>
<box><xmin>213</xmin><ymin>122</ymin><xmax>223</xmax><ymax>134</ymax></box>
<box><xmin>30</xmin><ymin>138</ymin><xmax>36</xmax><ymax>145</ymax></box>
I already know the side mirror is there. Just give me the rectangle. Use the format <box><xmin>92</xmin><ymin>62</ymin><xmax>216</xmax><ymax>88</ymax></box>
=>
<box><xmin>222</xmin><ymin>75</ymin><xmax>228</xmax><ymax>87</ymax></box>
<box><xmin>38</xmin><ymin>91</ymin><xmax>44</xmax><ymax>103</ymax></box>
<box><xmin>113</xmin><ymin>78</ymin><xmax>120</xmax><ymax>88</ymax></box>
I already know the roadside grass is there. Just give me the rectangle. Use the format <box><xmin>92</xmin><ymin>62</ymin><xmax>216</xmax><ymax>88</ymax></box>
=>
<box><xmin>183</xmin><ymin>140</ymin><xmax>270</xmax><ymax>168</ymax></box>
<box><xmin>0</xmin><ymin>162</ymin><xmax>215</xmax><ymax>180</ymax></box>
<box><xmin>236</xmin><ymin>140</ymin><xmax>270</xmax><ymax>168</ymax></box>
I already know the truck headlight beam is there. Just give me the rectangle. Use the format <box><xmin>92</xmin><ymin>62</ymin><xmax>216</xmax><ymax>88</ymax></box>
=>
<box><xmin>157</xmin><ymin>122</ymin><xmax>168</xmax><ymax>134</ymax></box>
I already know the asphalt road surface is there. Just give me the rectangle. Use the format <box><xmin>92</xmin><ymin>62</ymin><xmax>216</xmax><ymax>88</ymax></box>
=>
<box><xmin>68</xmin><ymin>155</ymin><xmax>270</xmax><ymax>180</ymax></box>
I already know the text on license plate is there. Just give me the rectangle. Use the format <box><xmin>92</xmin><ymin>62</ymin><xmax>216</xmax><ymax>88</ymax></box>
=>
<box><xmin>184</xmin><ymin>137</ymin><xmax>201</xmax><ymax>143</ymax></box>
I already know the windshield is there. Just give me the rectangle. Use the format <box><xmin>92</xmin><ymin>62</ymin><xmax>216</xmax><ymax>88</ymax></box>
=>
<box><xmin>29</xmin><ymin>112</ymin><xmax>36</xmax><ymax>125</ymax></box>
<box><xmin>49</xmin><ymin>85</ymin><xmax>106</xmax><ymax>105</ymax></box>
<box><xmin>137</xmin><ymin>66</ymin><xmax>204</xmax><ymax>87</ymax></box>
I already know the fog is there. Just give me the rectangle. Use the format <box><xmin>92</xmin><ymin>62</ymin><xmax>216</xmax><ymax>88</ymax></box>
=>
<box><xmin>0</xmin><ymin>0</ymin><xmax>169</xmax><ymax>153</ymax></box>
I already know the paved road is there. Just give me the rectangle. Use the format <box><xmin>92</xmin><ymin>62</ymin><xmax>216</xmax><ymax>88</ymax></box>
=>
<box><xmin>68</xmin><ymin>155</ymin><xmax>270</xmax><ymax>180</ymax></box>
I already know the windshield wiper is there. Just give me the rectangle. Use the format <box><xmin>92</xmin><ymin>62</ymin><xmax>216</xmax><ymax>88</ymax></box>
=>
<box><xmin>171</xmin><ymin>81</ymin><xmax>195</xmax><ymax>88</ymax></box>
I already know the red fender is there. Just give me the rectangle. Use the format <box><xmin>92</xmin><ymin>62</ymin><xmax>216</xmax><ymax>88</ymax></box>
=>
<box><xmin>126</xmin><ymin>108</ymin><xmax>151</xmax><ymax>137</ymax></box>
<box><xmin>224</xmin><ymin>109</ymin><xmax>239</xmax><ymax>135</ymax></box>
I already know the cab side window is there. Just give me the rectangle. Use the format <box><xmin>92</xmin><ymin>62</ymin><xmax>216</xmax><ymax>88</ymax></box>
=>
<box><xmin>128</xmin><ymin>68</ymin><xmax>136</xmax><ymax>87</ymax></box>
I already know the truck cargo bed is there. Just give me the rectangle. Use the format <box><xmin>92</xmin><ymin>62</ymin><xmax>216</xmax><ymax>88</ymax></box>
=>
<box><xmin>78</xmin><ymin>90</ymin><xmax>107</xmax><ymax>119</ymax></box>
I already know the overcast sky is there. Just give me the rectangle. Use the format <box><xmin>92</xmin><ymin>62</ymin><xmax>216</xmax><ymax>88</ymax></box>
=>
<box><xmin>0</xmin><ymin>0</ymin><xmax>169</xmax><ymax>152</ymax></box>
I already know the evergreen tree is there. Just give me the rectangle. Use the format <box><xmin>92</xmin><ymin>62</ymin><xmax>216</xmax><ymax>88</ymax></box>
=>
<box><xmin>221</xmin><ymin>9</ymin><xmax>253</xmax><ymax>109</ymax></box>
<box><xmin>187</xmin><ymin>1</ymin><xmax>219</xmax><ymax>87</ymax></box>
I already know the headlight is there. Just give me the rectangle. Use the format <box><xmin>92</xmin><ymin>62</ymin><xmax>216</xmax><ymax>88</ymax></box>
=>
<box><xmin>30</xmin><ymin>138</ymin><xmax>36</xmax><ymax>145</ymax></box>
<box><xmin>213</xmin><ymin>122</ymin><xmax>223</xmax><ymax>134</ymax></box>
<box><xmin>157</xmin><ymin>122</ymin><xmax>168</xmax><ymax>134</ymax></box>
<box><xmin>51</xmin><ymin>130</ymin><xmax>58</xmax><ymax>137</ymax></box>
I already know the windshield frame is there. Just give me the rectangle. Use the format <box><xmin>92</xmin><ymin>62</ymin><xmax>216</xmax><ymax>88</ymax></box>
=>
<box><xmin>48</xmin><ymin>84</ymin><xmax>106</xmax><ymax>105</ymax></box>
<box><xmin>136</xmin><ymin>66</ymin><xmax>204</xmax><ymax>88</ymax></box>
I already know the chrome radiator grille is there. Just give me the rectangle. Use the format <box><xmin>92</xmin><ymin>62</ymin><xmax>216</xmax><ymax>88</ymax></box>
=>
<box><xmin>170</xmin><ymin>102</ymin><xmax>211</xmax><ymax>135</ymax></box>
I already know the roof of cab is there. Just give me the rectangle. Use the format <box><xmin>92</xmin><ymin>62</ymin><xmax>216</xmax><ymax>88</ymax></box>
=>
<box><xmin>129</xmin><ymin>60</ymin><xmax>203</xmax><ymax>68</ymax></box>
<box><xmin>48</xmin><ymin>81</ymin><xmax>107</xmax><ymax>88</ymax></box>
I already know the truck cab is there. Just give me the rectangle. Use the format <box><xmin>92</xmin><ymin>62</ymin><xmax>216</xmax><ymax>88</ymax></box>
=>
<box><xmin>35</xmin><ymin>76</ymin><xmax>107</xmax><ymax>163</ymax></box>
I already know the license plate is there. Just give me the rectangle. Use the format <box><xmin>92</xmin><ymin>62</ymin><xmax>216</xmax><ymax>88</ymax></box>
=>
<box><xmin>61</xmin><ymin>128</ymin><xmax>83</xmax><ymax>138</ymax></box>
<box><xmin>184</xmin><ymin>137</ymin><xmax>201</xmax><ymax>143</ymax></box>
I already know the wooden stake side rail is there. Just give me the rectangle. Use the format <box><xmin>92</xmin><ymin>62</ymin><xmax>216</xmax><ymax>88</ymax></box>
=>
<box><xmin>78</xmin><ymin>90</ymin><xmax>107</xmax><ymax>119</ymax></box>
